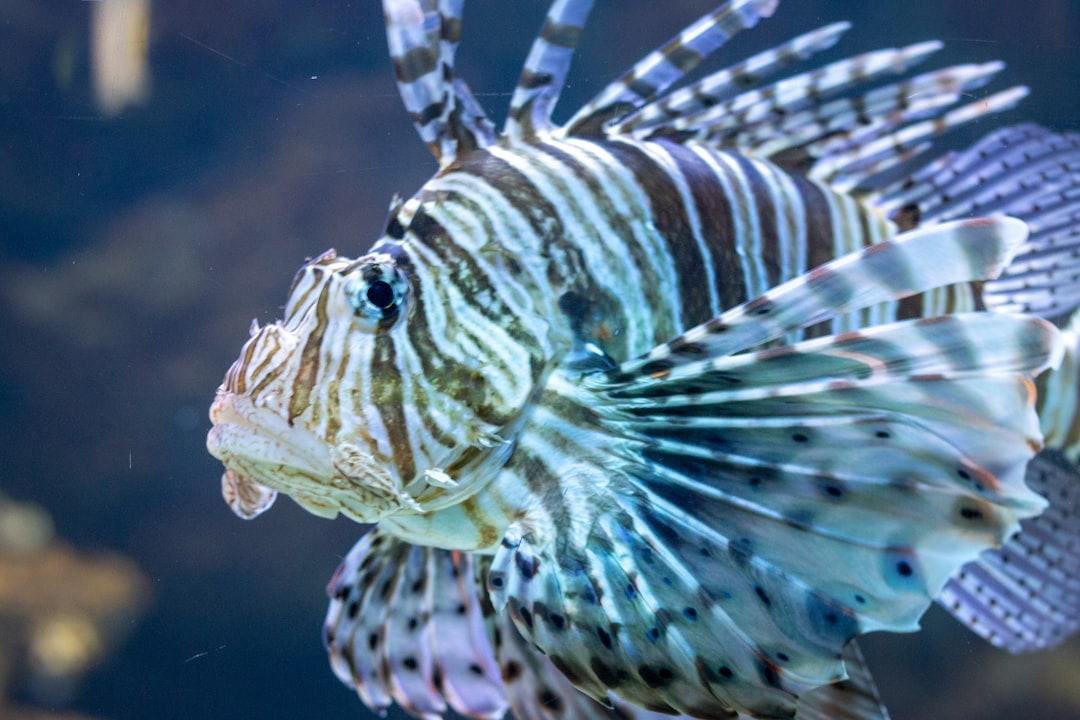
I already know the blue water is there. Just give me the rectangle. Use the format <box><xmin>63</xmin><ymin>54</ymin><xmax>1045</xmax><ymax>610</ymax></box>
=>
<box><xmin>2</xmin><ymin>1</ymin><xmax>1078</xmax><ymax>718</ymax></box>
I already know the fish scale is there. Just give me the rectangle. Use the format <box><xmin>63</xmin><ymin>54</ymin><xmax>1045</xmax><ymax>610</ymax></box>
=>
<box><xmin>206</xmin><ymin>1</ymin><xmax>1080</xmax><ymax>718</ymax></box>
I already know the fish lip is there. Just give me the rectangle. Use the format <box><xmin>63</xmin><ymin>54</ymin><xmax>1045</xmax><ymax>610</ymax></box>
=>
<box><xmin>206</xmin><ymin>391</ymin><xmax>348</xmax><ymax>518</ymax></box>
<box><xmin>206</xmin><ymin>390</ymin><xmax>402</xmax><ymax>523</ymax></box>
<box><xmin>206</xmin><ymin>389</ymin><xmax>332</xmax><ymax>478</ymax></box>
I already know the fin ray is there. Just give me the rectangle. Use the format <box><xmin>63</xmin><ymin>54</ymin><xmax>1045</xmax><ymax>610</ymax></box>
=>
<box><xmin>505</xmin><ymin>0</ymin><xmax>596</xmax><ymax>139</ymax></box>
<box><xmin>383</xmin><ymin>0</ymin><xmax>496</xmax><ymax>166</ymax></box>
<box><xmin>563</xmin><ymin>0</ymin><xmax>779</xmax><ymax>137</ymax></box>
<box><xmin>324</xmin><ymin>527</ymin><xmax>507</xmax><ymax>719</ymax></box>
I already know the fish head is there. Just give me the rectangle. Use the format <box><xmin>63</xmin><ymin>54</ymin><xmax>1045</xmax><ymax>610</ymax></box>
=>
<box><xmin>208</xmin><ymin>233</ymin><xmax>563</xmax><ymax>524</ymax></box>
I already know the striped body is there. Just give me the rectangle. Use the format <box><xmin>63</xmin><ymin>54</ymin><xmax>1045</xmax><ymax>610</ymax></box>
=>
<box><xmin>379</xmin><ymin>132</ymin><xmax>991</xmax><ymax>550</ymax></box>
<box><xmin>208</xmin><ymin>2</ymin><xmax>1080</xmax><ymax>718</ymax></box>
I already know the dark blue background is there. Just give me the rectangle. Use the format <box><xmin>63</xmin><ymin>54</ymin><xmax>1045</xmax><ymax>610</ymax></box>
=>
<box><xmin>2</xmin><ymin>1</ymin><xmax>1078</xmax><ymax>718</ymax></box>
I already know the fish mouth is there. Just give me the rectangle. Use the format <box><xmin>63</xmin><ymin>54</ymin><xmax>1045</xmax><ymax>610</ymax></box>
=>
<box><xmin>207</xmin><ymin>391</ymin><xmax>400</xmax><ymax>523</ymax></box>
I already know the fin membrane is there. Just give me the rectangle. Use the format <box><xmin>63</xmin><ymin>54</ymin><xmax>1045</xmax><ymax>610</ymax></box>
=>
<box><xmin>486</xmin><ymin>215</ymin><xmax>1059</xmax><ymax>717</ymax></box>
<box><xmin>324</xmin><ymin>526</ymin><xmax>506</xmax><ymax>719</ymax></box>
<box><xmin>937</xmin><ymin>449</ymin><xmax>1080</xmax><ymax>652</ymax></box>
<box><xmin>489</xmin><ymin>311</ymin><xmax>1053</xmax><ymax>716</ymax></box>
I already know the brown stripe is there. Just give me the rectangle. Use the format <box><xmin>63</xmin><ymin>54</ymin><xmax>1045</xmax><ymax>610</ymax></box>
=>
<box><xmin>529</xmin><ymin>140</ymin><xmax>667</xmax><ymax>352</ymax></box>
<box><xmin>791</xmin><ymin>176</ymin><xmax>839</xmax><ymax>277</ymax></box>
<box><xmin>288</xmin><ymin>283</ymin><xmax>329</xmax><ymax>424</ymax></box>
<box><xmin>440</xmin><ymin>14</ymin><xmax>462</xmax><ymax>44</ymax></box>
<box><xmin>517</xmin><ymin>69</ymin><xmax>555</xmax><ymax>90</ymax></box>
<box><xmin>234</xmin><ymin>339</ymin><xmax>257</xmax><ymax>394</ymax></box>
<box><xmin>370</xmin><ymin>333</ymin><xmax>415</xmax><ymax>483</ymax></box>
<box><xmin>541</xmin><ymin>19</ymin><xmax>583</xmax><ymax>49</ymax></box>
<box><xmin>605</xmin><ymin>139</ymin><xmax>744</xmax><ymax>327</ymax></box>
<box><xmin>247</xmin><ymin>333</ymin><xmax>288</xmax><ymax>399</ymax></box>
<box><xmin>381</xmin><ymin>258</ymin><xmax>457</xmax><ymax>451</ymax></box>
<box><xmin>393</xmin><ymin>46</ymin><xmax>438</xmax><ymax>83</ymax></box>
<box><xmin>324</xmin><ymin>327</ymin><xmax>350</xmax><ymax>442</ymax></box>
<box><xmin>404</xmin><ymin>205</ymin><xmax>539</xmax><ymax>427</ymax></box>
<box><xmin>728</xmin><ymin>152</ymin><xmax>783</xmax><ymax>290</ymax></box>
<box><xmin>666</xmin><ymin>44</ymin><xmax>703</xmax><ymax>74</ymax></box>
<box><xmin>791</xmin><ymin>175</ymin><xmax>840</xmax><ymax>338</ymax></box>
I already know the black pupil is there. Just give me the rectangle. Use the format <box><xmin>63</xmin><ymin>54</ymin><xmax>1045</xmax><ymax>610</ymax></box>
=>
<box><xmin>366</xmin><ymin>280</ymin><xmax>396</xmax><ymax>310</ymax></box>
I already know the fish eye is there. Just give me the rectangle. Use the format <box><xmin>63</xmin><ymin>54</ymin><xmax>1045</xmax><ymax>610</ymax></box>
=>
<box><xmin>365</xmin><ymin>280</ymin><xmax>396</xmax><ymax>309</ymax></box>
<box><xmin>344</xmin><ymin>256</ymin><xmax>408</xmax><ymax>328</ymax></box>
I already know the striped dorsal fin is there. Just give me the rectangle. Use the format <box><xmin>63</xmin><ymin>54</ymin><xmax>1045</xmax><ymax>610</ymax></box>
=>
<box><xmin>613</xmin><ymin>21</ymin><xmax>852</xmax><ymax>135</ymax></box>
<box><xmin>504</xmin><ymin>0</ymin><xmax>596</xmax><ymax>140</ymax></box>
<box><xmin>383</xmin><ymin>0</ymin><xmax>496</xmax><ymax>167</ymax></box>
<box><xmin>561</xmin><ymin>0</ymin><xmax>779</xmax><ymax>138</ymax></box>
<box><xmin>739</xmin><ymin>61</ymin><xmax>1007</xmax><ymax>169</ymax></box>
<box><xmin>806</xmin><ymin>86</ymin><xmax>1028</xmax><ymax>191</ymax></box>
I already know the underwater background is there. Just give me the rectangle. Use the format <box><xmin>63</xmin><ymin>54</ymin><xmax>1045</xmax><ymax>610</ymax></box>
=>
<box><xmin>2</xmin><ymin>1</ymin><xmax>1079</xmax><ymax>718</ymax></box>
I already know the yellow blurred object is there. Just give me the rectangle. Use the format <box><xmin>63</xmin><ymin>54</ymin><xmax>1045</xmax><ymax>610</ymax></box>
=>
<box><xmin>91</xmin><ymin>0</ymin><xmax>151</xmax><ymax>116</ymax></box>
<box><xmin>30</xmin><ymin>615</ymin><xmax>103</xmax><ymax>678</ymax></box>
<box><xmin>0</xmin><ymin>495</ymin><xmax>53</xmax><ymax>554</ymax></box>
<box><xmin>0</xmin><ymin>494</ymin><xmax>149</xmax><ymax>715</ymax></box>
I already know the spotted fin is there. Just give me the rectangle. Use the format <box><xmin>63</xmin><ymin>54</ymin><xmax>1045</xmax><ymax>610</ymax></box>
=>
<box><xmin>937</xmin><ymin>449</ymin><xmax>1080</xmax><ymax>652</ymax></box>
<box><xmin>325</xmin><ymin>527</ymin><xmax>711</xmax><ymax>720</ymax></box>
<box><xmin>496</xmin><ymin>571</ymin><xmax>889</xmax><ymax>720</ymax></box>
<box><xmin>488</xmin><ymin>312</ymin><xmax>1054</xmax><ymax>716</ymax></box>
<box><xmin>486</xmin><ymin>217</ymin><xmax>1060</xmax><ymax>717</ymax></box>
<box><xmin>323</xmin><ymin>526</ymin><xmax>506</xmax><ymax>719</ymax></box>
<box><xmin>383</xmin><ymin>0</ymin><xmax>496</xmax><ymax>166</ymax></box>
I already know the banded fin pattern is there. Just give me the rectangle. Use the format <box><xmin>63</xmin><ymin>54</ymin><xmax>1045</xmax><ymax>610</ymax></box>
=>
<box><xmin>489</xmin><ymin>319</ymin><xmax>1056</xmax><ymax>716</ymax></box>
<box><xmin>505</xmin><ymin>0</ymin><xmax>596</xmax><ymax>139</ymax></box>
<box><xmin>496</xmin><ymin>605</ymin><xmax>621</xmax><ymax>719</ymax></box>
<box><xmin>720</xmin><ymin>60</ymin><xmax>1004</xmax><ymax>161</ymax></box>
<box><xmin>383</xmin><ymin>0</ymin><xmax>495</xmax><ymax>166</ymax></box>
<box><xmin>500</xmin><ymin>609</ymin><xmax>890</xmax><ymax>720</ymax></box>
<box><xmin>613</xmin><ymin>22</ymin><xmax>852</xmax><ymax>135</ymax></box>
<box><xmin>612</xmin><ymin>217</ymin><xmax>1029</xmax><ymax>381</ymax></box>
<box><xmin>324</xmin><ymin>527</ymin><xmax>506</xmax><ymax>719</ymax></box>
<box><xmin>563</xmin><ymin>0</ymin><xmax>779</xmax><ymax>137</ymax></box>
<box><xmin>937</xmin><ymin>449</ymin><xmax>1080</xmax><ymax>653</ymax></box>
<box><xmin>627</xmin><ymin>40</ymin><xmax>944</xmax><ymax>142</ymax></box>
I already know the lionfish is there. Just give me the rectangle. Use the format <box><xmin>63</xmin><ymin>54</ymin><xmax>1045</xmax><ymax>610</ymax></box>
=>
<box><xmin>207</xmin><ymin>1</ymin><xmax>1080</xmax><ymax>718</ymax></box>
